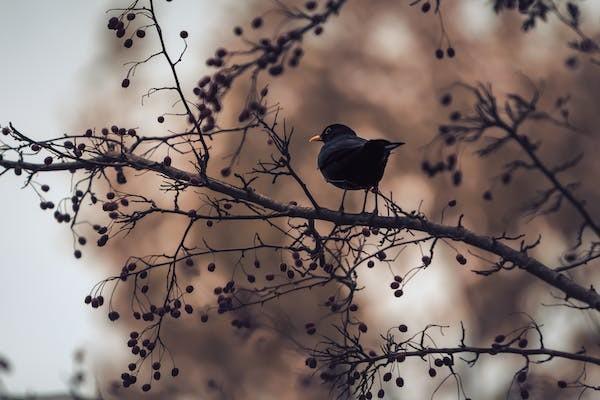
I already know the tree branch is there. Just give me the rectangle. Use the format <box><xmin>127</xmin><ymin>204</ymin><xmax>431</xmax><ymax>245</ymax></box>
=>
<box><xmin>2</xmin><ymin>152</ymin><xmax>598</xmax><ymax>309</ymax></box>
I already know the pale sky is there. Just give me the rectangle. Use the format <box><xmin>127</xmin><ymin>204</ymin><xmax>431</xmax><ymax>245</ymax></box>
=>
<box><xmin>0</xmin><ymin>0</ymin><xmax>230</xmax><ymax>395</ymax></box>
<box><xmin>0</xmin><ymin>1</ymin><xmax>122</xmax><ymax>395</ymax></box>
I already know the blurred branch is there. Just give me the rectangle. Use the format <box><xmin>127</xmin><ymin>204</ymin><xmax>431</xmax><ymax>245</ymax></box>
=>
<box><xmin>493</xmin><ymin>0</ymin><xmax>600</xmax><ymax>65</ymax></box>
<box><xmin>437</xmin><ymin>82</ymin><xmax>600</xmax><ymax>238</ymax></box>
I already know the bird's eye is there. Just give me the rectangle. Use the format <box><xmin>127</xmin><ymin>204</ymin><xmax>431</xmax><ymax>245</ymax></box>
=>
<box><xmin>325</xmin><ymin>127</ymin><xmax>332</xmax><ymax>135</ymax></box>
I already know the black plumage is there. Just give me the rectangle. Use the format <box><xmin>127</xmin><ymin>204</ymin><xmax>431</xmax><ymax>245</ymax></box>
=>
<box><xmin>310</xmin><ymin>124</ymin><xmax>404</xmax><ymax>191</ymax></box>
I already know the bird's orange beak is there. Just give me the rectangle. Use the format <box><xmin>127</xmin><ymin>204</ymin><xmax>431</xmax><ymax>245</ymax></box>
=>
<box><xmin>309</xmin><ymin>134</ymin><xmax>322</xmax><ymax>143</ymax></box>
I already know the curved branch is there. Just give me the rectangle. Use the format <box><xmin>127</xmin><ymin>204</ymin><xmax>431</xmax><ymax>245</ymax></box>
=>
<box><xmin>2</xmin><ymin>153</ymin><xmax>599</xmax><ymax>309</ymax></box>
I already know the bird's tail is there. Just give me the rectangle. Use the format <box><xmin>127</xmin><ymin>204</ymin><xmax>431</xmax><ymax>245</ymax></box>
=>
<box><xmin>385</xmin><ymin>141</ymin><xmax>405</xmax><ymax>151</ymax></box>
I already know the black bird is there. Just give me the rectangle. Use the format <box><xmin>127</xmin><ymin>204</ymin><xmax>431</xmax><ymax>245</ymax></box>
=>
<box><xmin>309</xmin><ymin>124</ymin><xmax>404</xmax><ymax>211</ymax></box>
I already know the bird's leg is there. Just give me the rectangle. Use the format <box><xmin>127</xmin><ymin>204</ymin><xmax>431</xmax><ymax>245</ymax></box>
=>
<box><xmin>361</xmin><ymin>189</ymin><xmax>369</xmax><ymax>214</ymax></box>
<box><xmin>372</xmin><ymin>186</ymin><xmax>380</xmax><ymax>215</ymax></box>
<box><xmin>339</xmin><ymin>190</ymin><xmax>347</xmax><ymax>213</ymax></box>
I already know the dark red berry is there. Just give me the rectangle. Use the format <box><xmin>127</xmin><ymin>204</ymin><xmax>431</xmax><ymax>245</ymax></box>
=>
<box><xmin>305</xmin><ymin>1</ymin><xmax>317</xmax><ymax>10</ymax></box>
<box><xmin>557</xmin><ymin>380</ymin><xmax>567</xmax><ymax>389</ymax></box>
<box><xmin>251</xmin><ymin>17</ymin><xmax>263</xmax><ymax>29</ymax></box>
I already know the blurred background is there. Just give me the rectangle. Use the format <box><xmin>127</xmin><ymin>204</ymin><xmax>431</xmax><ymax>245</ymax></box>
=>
<box><xmin>1</xmin><ymin>1</ymin><xmax>599</xmax><ymax>399</ymax></box>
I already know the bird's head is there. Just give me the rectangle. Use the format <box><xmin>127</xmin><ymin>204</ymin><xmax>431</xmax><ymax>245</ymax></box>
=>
<box><xmin>309</xmin><ymin>124</ymin><xmax>357</xmax><ymax>144</ymax></box>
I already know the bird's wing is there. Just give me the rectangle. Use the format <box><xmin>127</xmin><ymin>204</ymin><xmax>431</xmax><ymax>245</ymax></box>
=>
<box><xmin>317</xmin><ymin>137</ymin><xmax>365</xmax><ymax>171</ymax></box>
